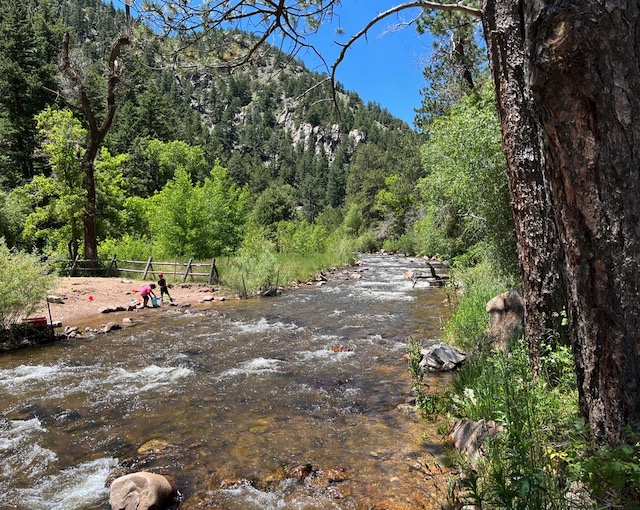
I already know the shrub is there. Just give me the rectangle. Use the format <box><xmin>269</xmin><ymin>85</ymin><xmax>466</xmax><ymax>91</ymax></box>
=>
<box><xmin>0</xmin><ymin>239</ymin><xmax>56</xmax><ymax>329</ymax></box>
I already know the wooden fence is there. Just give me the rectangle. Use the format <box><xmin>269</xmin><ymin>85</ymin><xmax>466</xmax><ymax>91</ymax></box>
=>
<box><xmin>55</xmin><ymin>256</ymin><xmax>220</xmax><ymax>284</ymax></box>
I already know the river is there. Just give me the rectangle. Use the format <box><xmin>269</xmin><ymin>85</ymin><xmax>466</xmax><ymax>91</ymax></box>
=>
<box><xmin>0</xmin><ymin>254</ymin><xmax>451</xmax><ymax>510</ymax></box>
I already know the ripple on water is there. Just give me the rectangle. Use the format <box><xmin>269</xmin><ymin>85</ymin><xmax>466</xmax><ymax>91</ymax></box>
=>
<box><xmin>0</xmin><ymin>418</ymin><xmax>57</xmax><ymax>491</ymax></box>
<box><xmin>216</xmin><ymin>357</ymin><xmax>285</xmax><ymax>379</ymax></box>
<box><xmin>209</xmin><ymin>478</ymin><xmax>343</xmax><ymax>510</ymax></box>
<box><xmin>0</xmin><ymin>363</ymin><xmax>193</xmax><ymax>406</ymax></box>
<box><xmin>5</xmin><ymin>457</ymin><xmax>118</xmax><ymax>510</ymax></box>
<box><xmin>230</xmin><ymin>317</ymin><xmax>304</xmax><ymax>334</ymax></box>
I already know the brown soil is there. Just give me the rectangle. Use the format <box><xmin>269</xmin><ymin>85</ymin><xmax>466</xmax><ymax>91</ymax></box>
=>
<box><xmin>32</xmin><ymin>277</ymin><xmax>232</xmax><ymax>329</ymax></box>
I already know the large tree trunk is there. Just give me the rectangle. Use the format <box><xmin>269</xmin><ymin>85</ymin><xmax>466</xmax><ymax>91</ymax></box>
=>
<box><xmin>61</xmin><ymin>30</ymin><xmax>129</xmax><ymax>268</ymax></box>
<box><xmin>82</xmin><ymin>142</ymin><xmax>99</xmax><ymax>267</ymax></box>
<box><xmin>482</xmin><ymin>1</ymin><xmax>566</xmax><ymax>373</ymax></box>
<box><xmin>484</xmin><ymin>0</ymin><xmax>640</xmax><ymax>446</ymax></box>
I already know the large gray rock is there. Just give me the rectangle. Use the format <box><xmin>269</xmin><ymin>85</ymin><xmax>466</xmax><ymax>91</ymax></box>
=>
<box><xmin>486</xmin><ymin>290</ymin><xmax>524</xmax><ymax>350</ymax></box>
<box><xmin>419</xmin><ymin>343</ymin><xmax>467</xmax><ymax>372</ymax></box>
<box><xmin>109</xmin><ymin>471</ymin><xmax>177</xmax><ymax>510</ymax></box>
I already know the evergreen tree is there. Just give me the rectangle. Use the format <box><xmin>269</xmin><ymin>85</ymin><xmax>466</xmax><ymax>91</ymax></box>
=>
<box><xmin>0</xmin><ymin>0</ymin><xmax>61</xmax><ymax>187</ymax></box>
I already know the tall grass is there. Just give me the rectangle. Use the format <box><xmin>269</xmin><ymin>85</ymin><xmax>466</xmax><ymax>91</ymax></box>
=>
<box><xmin>425</xmin><ymin>258</ymin><xmax>587</xmax><ymax>509</ymax></box>
<box><xmin>220</xmin><ymin>234</ymin><xmax>358</xmax><ymax>297</ymax></box>
<box><xmin>442</xmin><ymin>259</ymin><xmax>516</xmax><ymax>351</ymax></box>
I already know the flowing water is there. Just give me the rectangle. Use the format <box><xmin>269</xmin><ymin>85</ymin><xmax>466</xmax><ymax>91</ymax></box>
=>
<box><xmin>0</xmin><ymin>254</ymin><xmax>452</xmax><ymax>510</ymax></box>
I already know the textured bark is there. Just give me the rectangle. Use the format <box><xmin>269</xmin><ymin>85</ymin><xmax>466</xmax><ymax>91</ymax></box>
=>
<box><xmin>526</xmin><ymin>1</ymin><xmax>640</xmax><ymax>445</ymax></box>
<box><xmin>482</xmin><ymin>0</ymin><xmax>566</xmax><ymax>373</ymax></box>
<box><xmin>484</xmin><ymin>0</ymin><xmax>640</xmax><ymax>446</ymax></box>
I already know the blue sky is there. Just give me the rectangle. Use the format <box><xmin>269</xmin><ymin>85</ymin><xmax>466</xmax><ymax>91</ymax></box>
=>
<box><xmin>116</xmin><ymin>1</ymin><xmax>433</xmax><ymax>126</ymax></box>
<box><xmin>296</xmin><ymin>1</ymin><xmax>434</xmax><ymax>127</ymax></box>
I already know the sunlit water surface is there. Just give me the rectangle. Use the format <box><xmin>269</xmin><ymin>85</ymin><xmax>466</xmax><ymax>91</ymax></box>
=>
<box><xmin>0</xmin><ymin>254</ymin><xmax>451</xmax><ymax>509</ymax></box>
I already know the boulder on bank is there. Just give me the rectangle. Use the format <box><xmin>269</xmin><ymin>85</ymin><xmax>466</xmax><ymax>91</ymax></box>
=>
<box><xmin>419</xmin><ymin>343</ymin><xmax>467</xmax><ymax>372</ymax></box>
<box><xmin>109</xmin><ymin>471</ymin><xmax>178</xmax><ymax>510</ymax></box>
<box><xmin>450</xmin><ymin>419</ymin><xmax>503</xmax><ymax>460</ymax></box>
<box><xmin>486</xmin><ymin>290</ymin><xmax>524</xmax><ymax>350</ymax></box>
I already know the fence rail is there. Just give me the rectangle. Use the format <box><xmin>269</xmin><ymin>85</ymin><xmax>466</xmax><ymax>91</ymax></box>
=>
<box><xmin>52</xmin><ymin>256</ymin><xmax>219</xmax><ymax>284</ymax></box>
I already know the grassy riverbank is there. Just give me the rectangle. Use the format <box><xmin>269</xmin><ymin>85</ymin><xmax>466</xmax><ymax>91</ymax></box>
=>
<box><xmin>410</xmin><ymin>260</ymin><xmax>640</xmax><ymax>509</ymax></box>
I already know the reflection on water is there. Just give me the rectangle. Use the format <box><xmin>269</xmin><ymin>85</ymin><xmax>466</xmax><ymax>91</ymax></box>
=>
<box><xmin>0</xmin><ymin>254</ymin><xmax>451</xmax><ymax>509</ymax></box>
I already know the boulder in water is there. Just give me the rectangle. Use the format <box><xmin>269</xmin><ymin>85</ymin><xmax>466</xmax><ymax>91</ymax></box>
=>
<box><xmin>109</xmin><ymin>471</ymin><xmax>177</xmax><ymax>510</ymax></box>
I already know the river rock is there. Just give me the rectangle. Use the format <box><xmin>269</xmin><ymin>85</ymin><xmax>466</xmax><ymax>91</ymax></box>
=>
<box><xmin>486</xmin><ymin>290</ymin><xmax>524</xmax><ymax>350</ymax></box>
<box><xmin>109</xmin><ymin>471</ymin><xmax>177</xmax><ymax>510</ymax></box>
<box><xmin>419</xmin><ymin>343</ymin><xmax>466</xmax><ymax>372</ymax></box>
<box><xmin>101</xmin><ymin>322</ymin><xmax>121</xmax><ymax>333</ymax></box>
<box><xmin>450</xmin><ymin>419</ymin><xmax>503</xmax><ymax>460</ymax></box>
<box><xmin>99</xmin><ymin>305</ymin><xmax>127</xmax><ymax>314</ymax></box>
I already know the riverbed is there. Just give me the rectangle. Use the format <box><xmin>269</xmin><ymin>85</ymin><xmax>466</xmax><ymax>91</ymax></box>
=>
<box><xmin>0</xmin><ymin>254</ymin><xmax>451</xmax><ymax>509</ymax></box>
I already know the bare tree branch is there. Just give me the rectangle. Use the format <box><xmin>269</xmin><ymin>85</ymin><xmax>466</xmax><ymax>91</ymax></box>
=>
<box><xmin>329</xmin><ymin>1</ymin><xmax>482</xmax><ymax>114</ymax></box>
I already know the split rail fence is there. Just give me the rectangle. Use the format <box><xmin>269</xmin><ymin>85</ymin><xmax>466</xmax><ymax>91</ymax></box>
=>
<box><xmin>54</xmin><ymin>256</ymin><xmax>220</xmax><ymax>284</ymax></box>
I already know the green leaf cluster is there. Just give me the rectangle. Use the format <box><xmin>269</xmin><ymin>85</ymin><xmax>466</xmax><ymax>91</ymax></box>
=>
<box><xmin>0</xmin><ymin>238</ymin><xmax>55</xmax><ymax>329</ymax></box>
<box><xmin>415</xmin><ymin>86</ymin><xmax>517</xmax><ymax>271</ymax></box>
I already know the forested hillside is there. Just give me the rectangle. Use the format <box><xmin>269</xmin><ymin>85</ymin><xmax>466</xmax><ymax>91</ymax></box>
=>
<box><xmin>0</xmin><ymin>0</ymin><xmax>426</xmax><ymax>265</ymax></box>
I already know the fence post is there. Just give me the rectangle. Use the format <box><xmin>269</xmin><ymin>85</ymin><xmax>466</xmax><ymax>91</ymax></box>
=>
<box><xmin>208</xmin><ymin>258</ymin><xmax>219</xmax><ymax>284</ymax></box>
<box><xmin>106</xmin><ymin>255</ymin><xmax>117</xmax><ymax>276</ymax></box>
<box><xmin>70</xmin><ymin>254</ymin><xmax>80</xmax><ymax>277</ymax></box>
<box><xmin>182</xmin><ymin>258</ymin><xmax>193</xmax><ymax>282</ymax></box>
<box><xmin>142</xmin><ymin>257</ymin><xmax>153</xmax><ymax>280</ymax></box>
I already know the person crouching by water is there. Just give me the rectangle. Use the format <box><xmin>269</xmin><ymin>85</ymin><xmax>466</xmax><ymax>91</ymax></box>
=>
<box><xmin>157</xmin><ymin>272</ymin><xmax>174</xmax><ymax>303</ymax></box>
<box><xmin>138</xmin><ymin>283</ymin><xmax>157</xmax><ymax>308</ymax></box>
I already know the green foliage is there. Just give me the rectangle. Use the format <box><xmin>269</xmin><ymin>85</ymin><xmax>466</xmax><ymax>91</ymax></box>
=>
<box><xmin>274</xmin><ymin>220</ymin><xmax>327</xmax><ymax>255</ymax></box>
<box><xmin>565</xmin><ymin>424</ymin><xmax>640</xmax><ymax>509</ymax></box>
<box><xmin>148</xmin><ymin>161</ymin><xmax>249</xmax><ymax>258</ymax></box>
<box><xmin>381</xmin><ymin>232</ymin><xmax>418</xmax><ymax>256</ymax></box>
<box><xmin>126</xmin><ymin>139</ymin><xmax>209</xmax><ymax>198</ymax></box>
<box><xmin>448</xmin><ymin>339</ymin><xmax>580</xmax><ymax>510</ymax></box>
<box><xmin>0</xmin><ymin>0</ymin><xmax>62</xmax><ymax>187</ymax></box>
<box><xmin>436</xmin><ymin>261</ymin><xmax>588</xmax><ymax>510</ymax></box>
<box><xmin>252</xmin><ymin>184</ymin><xmax>295</xmax><ymax>228</ymax></box>
<box><xmin>374</xmin><ymin>173</ymin><xmax>415</xmax><ymax>238</ymax></box>
<box><xmin>0</xmin><ymin>238</ymin><xmax>55</xmax><ymax>329</ymax></box>
<box><xmin>415</xmin><ymin>87</ymin><xmax>517</xmax><ymax>273</ymax></box>
<box><xmin>11</xmin><ymin>108</ymin><xmax>87</xmax><ymax>257</ymax></box>
<box><xmin>225</xmin><ymin>249</ymin><xmax>278</xmax><ymax>296</ymax></box>
<box><xmin>95</xmin><ymin>147</ymin><xmax>130</xmax><ymax>240</ymax></box>
<box><xmin>341</xmin><ymin>202</ymin><xmax>365</xmax><ymax>238</ymax></box>
<box><xmin>98</xmin><ymin>234</ymin><xmax>151</xmax><ymax>261</ymax></box>
<box><xmin>407</xmin><ymin>337</ymin><xmax>440</xmax><ymax>417</ymax></box>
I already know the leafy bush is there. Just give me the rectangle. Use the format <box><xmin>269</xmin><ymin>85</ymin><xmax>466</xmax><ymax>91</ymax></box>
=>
<box><xmin>224</xmin><ymin>250</ymin><xmax>278</xmax><ymax>296</ymax></box>
<box><xmin>98</xmin><ymin>234</ymin><xmax>152</xmax><ymax>261</ymax></box>
<box><xmin>147</xmin><ymin>162</ymin><xmax>249</xmax><ymax>258</ymax></box>
<box><xmin>274</xmin><ymin>220</ymin><xmax>327</xmax><ymax>255</ymax></box>
<box><xmin>448</xmin><ymin>339</ymin><xmax>580</xmax><ymax>510</ymax></box>
<box><xmin>415</xmin><ymin>87</ymin><xmax>517</xmax><ymax>272</ymax></box>
<box><xmin>0</xmin><ymin>239</ymin><xmax>56</xmax><ymax>329</ymax></box>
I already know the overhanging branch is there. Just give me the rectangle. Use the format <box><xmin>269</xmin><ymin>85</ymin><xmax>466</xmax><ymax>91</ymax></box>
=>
<box><xmin>330</xmin><ymin>1</ymin><xmax>482</xmax><ymax>114</ymax></box>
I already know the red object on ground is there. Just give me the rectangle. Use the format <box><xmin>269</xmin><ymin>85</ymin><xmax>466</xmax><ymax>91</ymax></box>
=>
<box><xmin>88</xmin><ymin>295</ymin><xmax>94</xmax><ymax>301</ymax></box>
<box><xmin>22</xmin><ymin>317</ymin><xmax>48</xmax><ymax>327</ymax></box>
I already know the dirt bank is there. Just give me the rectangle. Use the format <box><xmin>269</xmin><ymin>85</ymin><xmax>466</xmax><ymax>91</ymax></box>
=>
<box><xmin>32</xmin><ymin>277</ymin><xmax>232</xmax><ymax>329</ymax></box>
